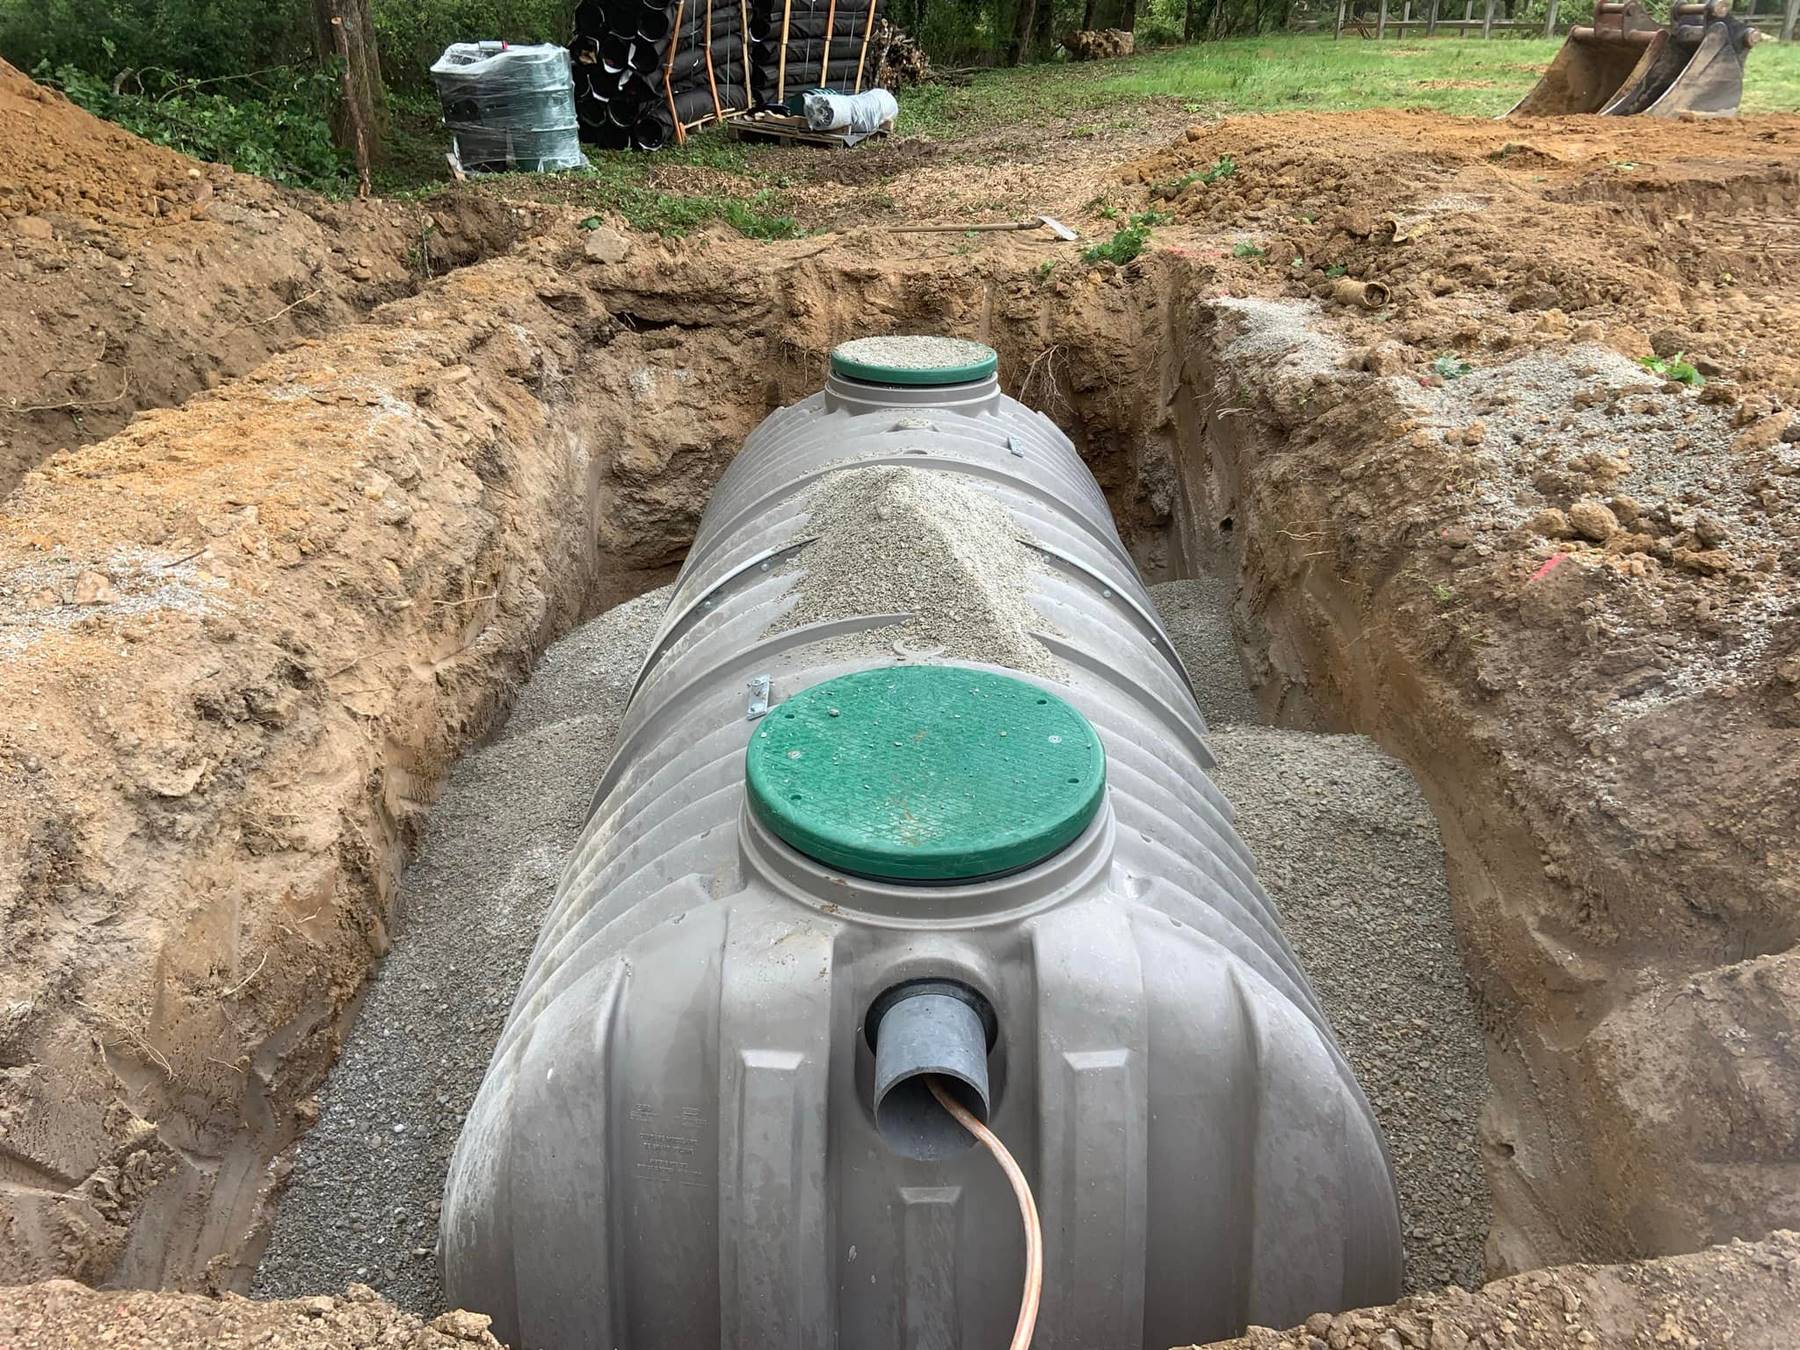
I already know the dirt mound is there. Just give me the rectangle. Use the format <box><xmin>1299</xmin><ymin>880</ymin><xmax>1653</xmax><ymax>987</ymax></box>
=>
<box><xmin>0</xmin><ymin>1279</ymin><xmax>502</xmax><ymax>1349</ymax></box>
<box><xmin>1122</xmin><ymin>111</ymin><xmax>1800</xmax><ymax>404</ymax></box>
<box><xmin>0</xmin><ymin>61</ymin><xmax>529</xmax><ymax>491</ymax></box>
<box><xmin>0</xmin><ymin>63</ymin><xmax>216</xmax><ymax>225</ymax></box>
<box><xmin>1197</xmin><ymin>1230</ymin><xmax>1800</xmax><ymax>1350</ymax></box>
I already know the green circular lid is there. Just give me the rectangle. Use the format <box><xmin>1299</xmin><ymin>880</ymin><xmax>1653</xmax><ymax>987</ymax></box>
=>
<box><xmin>746</xmin><ymin>667</ymin><xmax>1106</xmax><ymax>883</ymax></box>
<box><xmin>829</xmin><ymin>335</ymin><xmax>999</xmax><ymax>387</ymax></box>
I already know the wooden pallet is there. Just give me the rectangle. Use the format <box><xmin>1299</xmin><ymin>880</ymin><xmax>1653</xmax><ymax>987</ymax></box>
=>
<box><xmin>723</xmin><ymin>107</ymin><xmax>891</xmax><ymax>148</ymax></box>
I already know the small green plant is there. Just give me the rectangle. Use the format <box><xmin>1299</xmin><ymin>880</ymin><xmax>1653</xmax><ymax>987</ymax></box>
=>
<box><xmin>1324</xmin><ymin>263</ymin><xmax>1348</xmax><ymax>278</ymax></box>
<box><xmin>1432</xmin><ymin>354</ymin><xmax>1474</xmax><ymax>381</ymax></box>
<box><xmin>1153</xmin><ymin>155</ymin><xmax>1236</xmax><ymax>198</ymax></box>
<box><xmin>1096</xmin><ymin>204</ymin><xmax>1121</xmax><ymax>220</ymax></box>
<box><xmin>1231</xmin><ymin>242</ymin><xmax>1265</xmax><ymax>259</ymax></box>
<box><xmin>1035</xmin><ymin>259</ymin><xmax>1057</xmax><ymax>283</ymax></box>
<box><xmin>1129</xmin><ymin>209</ymin><xmax>1173</xmax><ymax>228</ymax></box>
<box><xmin>1638</xmin><ymin>352</ymin><xmax>1704</xmax><ymax>387</ymax></box>
<box><xmin>1431</xmin><ymin>582</ymin><xmax>1456</xmax><ymax>604</ymax></box>
<box><xmin>1082</xmin><ymin>224</ymin><xmax>1152</xmax><ymax>267</ymax></box>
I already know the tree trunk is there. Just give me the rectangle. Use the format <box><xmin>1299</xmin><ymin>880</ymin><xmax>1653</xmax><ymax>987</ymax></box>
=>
<box><xmin>1185</xmin><ymin>0</ymin><xmax>1203</xmax><ymax>37</ymax></box>
<box><xmin>314</xmin><ymin>0</ymin><xmax>386</xmax><ymax>163</ymax></box>
<box><xmin>1083</xmin><ymin>0</ymin><xmax>1101</xmax><ymax>29</ymax></box>
<box><xmin>1032</xmin><ymin>0</ymin><xmax>1057</xmax><ymax>52</ymax></box>
<box><xmin>1120</xmin><ymin>0</ymin><xmax>1138</xmax><ymax>32</ymax></box>
<box><xmin>1010</xmin><ymin>0</ymin><xmax>1038</xmax><ymax>62</ymax></box>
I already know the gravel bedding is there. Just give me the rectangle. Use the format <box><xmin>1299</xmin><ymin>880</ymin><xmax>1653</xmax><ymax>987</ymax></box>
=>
<box><xmin>251</xmin><ymin>586</ymin><xmax>671</xmax><ymax>1313</ymax></box>
<box><xmin>779</xmin><ymin>464</ymin><xmax>1061</xmax><ymax>676</ymax></box>
<box><xmin>1151</xmin><ymin>577</ymin><xmax>1491</xmax><ymax>1295</ymax></box>
<box><xmin>254</xmin><ymin>569</ymin><xmax>1489</xmax><ymax>1312</ymax></box>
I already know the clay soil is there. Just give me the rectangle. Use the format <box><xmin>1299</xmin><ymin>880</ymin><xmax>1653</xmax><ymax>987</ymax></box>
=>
<box><xmin>0</xmin><ymin>60</ymin><xmax>535</xmax><ymax>494</ymax></box>
<box><xmin>2</xmin><ymin>59</ymin><xmax>1799</xmax><ymax>1349</ymax></box>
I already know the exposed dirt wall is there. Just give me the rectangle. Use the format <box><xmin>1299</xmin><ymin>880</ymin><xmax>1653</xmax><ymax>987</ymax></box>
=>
<box><xmin>0</xmin><ymin>249</ymin><xmax>633</xmax><ymax>1287</ymax></box>
<box><xmin>0</xmin><ymin>61</ymin><xmax>528</xmax><ymax>494</ymax></box>
<box><xmin>1158</xmin><ymin>280</ymin><xmax>1799</xmax><ymax>1273</ymax></box>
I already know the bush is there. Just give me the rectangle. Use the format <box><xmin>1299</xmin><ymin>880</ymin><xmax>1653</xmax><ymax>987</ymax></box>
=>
<box><xmin>35</xmin><ymin>61</ymin><xmax>350</xmax><ymax>192</ymax></box>
<box><xmin>0</xmin><ymin>0</ymin><xmax>312</xmax><ymax>82</ymax></box>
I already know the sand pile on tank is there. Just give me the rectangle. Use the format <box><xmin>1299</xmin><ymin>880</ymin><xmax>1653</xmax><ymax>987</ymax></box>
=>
<box><xmin>779</xmin><ymin>464</ymin><xmax>1061</xmax><ymax>677</ymax></box>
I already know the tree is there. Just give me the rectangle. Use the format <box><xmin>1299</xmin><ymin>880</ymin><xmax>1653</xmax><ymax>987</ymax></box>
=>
<box><xmin>313</xmin><ymin>0</ymin><xmax>384</xmax><ymax>173</ymax></box>
<box><xmin>1011</xmin><ymin>0</ymin><xmax>1038</xmax><ymax>63</ymax></box>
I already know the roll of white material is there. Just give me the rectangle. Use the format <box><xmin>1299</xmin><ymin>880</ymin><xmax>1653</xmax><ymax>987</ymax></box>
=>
<box><xmin>802</xmin><ymin>86</ymin><xmax>898</xmax><ymax>133</ymax></box>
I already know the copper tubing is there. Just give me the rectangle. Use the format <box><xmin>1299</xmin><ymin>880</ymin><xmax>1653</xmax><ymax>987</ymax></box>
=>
<box><xmin>929</xmin><ymin>1076</ymin><xmax>1043</xmax><ymax>1350</ymax></box>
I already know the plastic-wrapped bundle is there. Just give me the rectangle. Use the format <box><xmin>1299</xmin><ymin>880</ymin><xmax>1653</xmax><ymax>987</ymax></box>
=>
<box><xmin>430</xmin><ymin>42</ymin><xmax>584</xmax><ymax>172</ymax></box>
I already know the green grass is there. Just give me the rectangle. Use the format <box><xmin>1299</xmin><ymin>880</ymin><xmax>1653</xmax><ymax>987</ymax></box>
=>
<box><xmin>379</xmin><ymin>115</ymin><xmax>802</xmax><ymax>238</ymax></box>
<box><xmin>900</xmin><ymin>32</ymin><xmax>1800</xmax><ymax>138</ymax></box>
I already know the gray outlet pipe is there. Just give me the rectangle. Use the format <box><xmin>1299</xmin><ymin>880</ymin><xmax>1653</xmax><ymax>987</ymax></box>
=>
<box><xmin>869</xmin><ymin>982</ymin><xmax>994</xmax><ymax>1161</ymax></box>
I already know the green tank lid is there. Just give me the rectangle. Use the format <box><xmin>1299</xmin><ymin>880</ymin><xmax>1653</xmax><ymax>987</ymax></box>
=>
<box><xmin>746</xmin><ymin>666</ymin><xmax>1106</xmax><ymax>883</ymax></box>
<box><xmin>829</xmin><ymin>335</ymin><xmax>999</xmax><ymax>387</ymax></box>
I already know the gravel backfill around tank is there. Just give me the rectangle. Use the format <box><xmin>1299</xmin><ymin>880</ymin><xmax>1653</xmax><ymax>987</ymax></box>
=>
<box><xmin>253</xmin><ymin>574</ymin><xmax>1490</xmax><ymax>1311</ymax></box>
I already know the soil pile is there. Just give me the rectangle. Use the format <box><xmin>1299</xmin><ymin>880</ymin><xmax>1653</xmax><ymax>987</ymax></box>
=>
<box><xmin>0</xmin><ymin>1278</ymin><xmax>503</xmax><ymax>1349</ymax></box>
<box><xmin>0</xmin><ymin>60</ymin><xmax>526</xmax><ymax>489</ymax></box>
<box><xmin>1123</xmin><ymin>110</ymin><xmax>1800</xmax><ymax>408</ymax></box>
<box><xmin>1194</xmin><ymin>1230</ymin><xmax>1800</xmax><ymax>1350</ymax></box>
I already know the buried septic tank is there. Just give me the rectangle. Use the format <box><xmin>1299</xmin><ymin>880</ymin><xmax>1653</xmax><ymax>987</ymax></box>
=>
<box><xmin>256</xmin><ymin>336</ymin><xmax>1499</xmax><ymax>1346</ymax></box>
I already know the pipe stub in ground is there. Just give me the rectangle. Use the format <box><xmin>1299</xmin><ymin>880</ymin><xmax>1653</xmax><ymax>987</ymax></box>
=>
<box><xmin>868</xmin><ymin>981</ymin><xmax>996</xmax><ymax>1160</ymax></box>
<box><xmin>829</xmin><ymin>334</ymin><xmax>1000</xmax><ymax>387</ymax></box>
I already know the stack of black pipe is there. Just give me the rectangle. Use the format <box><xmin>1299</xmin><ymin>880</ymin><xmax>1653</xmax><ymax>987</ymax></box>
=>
<box><xmin>667</xmin><ymin>0</ymin><xmax>752</xmax><ymax>134</ymax></box>
<box><xmin>570</xmin><ymin>0</ymin><xmax>753</xmax><ymax>148</ymax></box>
<box><xmin>571</xmin><ymin>0</ymin><xmax>883</xmax><ymax>149</ymax></box>
<box><xmin>749</xmin><ymin>0</ymin><xmax>882</xmax><ymax>107</ymax></box>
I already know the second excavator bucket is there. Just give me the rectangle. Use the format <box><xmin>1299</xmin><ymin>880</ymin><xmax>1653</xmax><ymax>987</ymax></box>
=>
<box><xmin>1508</xmin><ymin>0</ymin><xmax>1756</xmax><ymax>119</ymax></box>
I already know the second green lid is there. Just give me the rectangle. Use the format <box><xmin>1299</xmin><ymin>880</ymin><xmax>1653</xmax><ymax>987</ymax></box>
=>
<box><xmin>829</xmin><ymin>335</ymin><xmax>999</xmax><ymax>387</ymax></box>
<box><xmin>745</xmin><ymin>666</ymin><xmax>1106</xmax><ymax>883</ymax></box>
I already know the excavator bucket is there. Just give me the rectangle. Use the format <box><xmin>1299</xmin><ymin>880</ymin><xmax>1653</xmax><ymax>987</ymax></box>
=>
<box><xmin>1508</xmin><ymin>0</ymin><xmax>1756</xmax><ymax>119</ymax></box>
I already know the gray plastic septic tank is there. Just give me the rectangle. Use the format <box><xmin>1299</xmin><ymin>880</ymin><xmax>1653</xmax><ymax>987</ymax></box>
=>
<box><xmin>441</xmin><ymin>335</ymin><xmax>1404</xmax><ymax>1349</ymax></box>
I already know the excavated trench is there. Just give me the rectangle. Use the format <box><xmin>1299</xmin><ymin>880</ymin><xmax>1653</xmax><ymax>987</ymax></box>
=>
<box><xmin>4</xmin><ymin>231</ymin><xmax>1787</xmax><ymax>1325</ymax></box>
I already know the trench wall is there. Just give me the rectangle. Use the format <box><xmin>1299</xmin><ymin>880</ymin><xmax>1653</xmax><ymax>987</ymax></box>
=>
<box><xmin>3</xmin><ymin>229</ymin><xmax>1793</xmax><ymax>1294</ymax></box>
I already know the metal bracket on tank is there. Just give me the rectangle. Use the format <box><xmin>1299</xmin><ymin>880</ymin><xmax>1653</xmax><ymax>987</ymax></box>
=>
<box><xmin>746</xmin><ymin>674</ymin><xmax>772</xmax><ymax>721</ymax></box>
